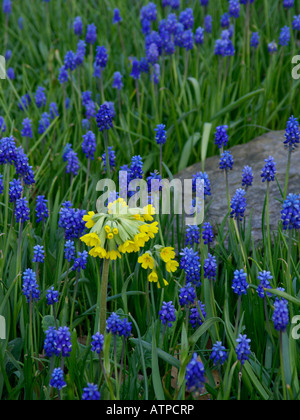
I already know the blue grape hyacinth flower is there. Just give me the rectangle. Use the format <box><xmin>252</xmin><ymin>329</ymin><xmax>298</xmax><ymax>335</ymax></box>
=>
<box><xmin>96</xmin><ymin>104</ymin><xmax>113</xmax><ymax>132</ymax></box>
<box><xmin>159</xmin><ymin>301</ymin><xmax>176</xmax><ymax>328</ymax></box>
<box><xmin>180</xmin><ymin>248</ymin><xmax>201</xmax><ymax>286</ymax></box>
<box><xmin>279</xmin><ymin>26</ymin><xmax>290</xmax><ymax>46</ymax></box>
<box><xmin>21</xmin><ymin>118</ymin><xmax>33</xmax><ymax>139</ymax></box>
<box><xmin>73</xmin><ymin>16</ymin><xmax>83</xmax><ymax>36</ymax></box>
<box><xmin>91</xmin><ymin>332</ymin><xmax>104</xmax><ymax>354</ymax></box>
<box><xmin>185</xmin><ymin>225</ymin><xmax>200</xmax><ymax>247</ymax></box>
<box><xmin>33</xmin><ymin>245</ymin><xmax>45</xmax><ymax>263</ymax></box>
<box><xmin>179</xmin><ymin>283</ymin><xmax>196</xmax><ymax>306</ymax></box>
<box><xmin>82</xmin><ymin>384</ymin><xmax>101</xmax><ymax>401</ymax></box>
<box><xmin>22</xmin><ymin>269</ymin><xmax>40</xmax><ymax>303</ymax></box>
<box><xmin>215</xmin><ymin>125</ymin><xmax>229</xmax><ymax>149</ymax></box>
<box><xmin>9</xmin><ymin>179</ymin><xmax>23</xmax><ymax>203</ymax></box>
<box><xmin>50</xmin><ymin>368</ymin><xmax>66</xmax><ymax>391</ymax></box>
<box><xmin>242</xmin><ymin>166</ymin><xmax>254</xmax><ymax>189</ymax></box>
<box><xmin>113</xmin><ymin>8</ymin><xmax>122</xmax><ymax>24</ymax></box>
<box><xmin>82</xmin><ymin>131</ymin><xmax>96</xmax><ymax>160</ymax></box>
<box><xmin>232</xmin><ymin>269</ymin><xmax>249</xmax><ymax>296</ymax></box>
<box><xmin>284</xmin><ymin>115</ymin><xmax>300</xmax><ymax>152</ymax></box>
<box><xmin>202</xmin><ymin>222</ymin><xmax>214</xmax><ymax>245</ymax></box>
<box><xmin>46</xmin><ymin>287</ymin><xmax>60</xmax><ymax>306</ymax></box>
<box><xmin>36</xmin><ymin>195</ymin><xmax>49</xmax><ymax>224</ymax></box>
<box><xmin>257</xmin><ymin>271</ymin><xmax>273</xmax><ymax>299</ymax></box>
<box><xmin>189</xmin><ymin>301</ymin><xmax>206</xmax><ymax>328</ymax></box>
<box><xmin>106</xmin><ymin>313</ymin><xmax>132</xmax><ymax>339</ymax></box>
<box><xmin>72</xmin><ymin>251</ymin><xmax>89</xmax><ymax>272</ymax></box>
<box><xmin>230</xmin><ymin>188</ymin><xmax>247</xmax><ymax>221</ymax></box>
<box><xmin>281</xmin><ymin>194</ymin><xmax>300</xmax><ymax>230</ymax></box>
<box><xmin>261</xmin><ymin>156</ymin><xmax>277</xmax><ymax>183</ymax></box>
<box><xmin>210</xmin><ymin>342</ymin><xmax>228</xmax><ymax>366</ymax></box>
<box><xmin>185</xmin><ymin>353</ymin><xmax>205</xmax><ymax>393</ymax></box>
<box><xmin>0</xmin><ymin>174</ymin><xmax>3</xmax><ymax>195</ymax></box>
<box><xmin>154</xmin><ymin>124</ymin><xmax>167</xmax><ymax>145</ymax></box>
<box><xmin>203</xmin><ymin>253</ymin><xmax>217</xmax><ymax>281</ymax></box>
<box><xmin>219</xmin><ymin>151</ymin><xmax>234</xmax><ymax>171</ymax></box>
<box><xmin>236</xmin><ymin>334</ymin><xmax>251</xmax><ymax>365</ymax></box>
<box><xmin>272</xmin><ymin>299</ymin><xmax>289</xmax><ymax>332</ymax></box>
<box><xmin>56</xmin><ymin>326</ymin><xmax>72</xmax><ymax>358</ymax></box>
<box><xmin>15</xmin><ymin>198</ymin><xmax>30</xmax><ymax>224</ymax></box>
<box><xmin>250</xmin><ymin>32</ymin><xmax>260</xmax><ymax>48</ymax></box>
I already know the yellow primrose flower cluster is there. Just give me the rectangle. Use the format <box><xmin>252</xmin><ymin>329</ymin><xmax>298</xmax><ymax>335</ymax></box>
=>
<box><xmin>80</xmin><ymin>199</ymin><xmax>158</xmax><ymax>261</ymax></box>
<box><xmin>138</xmin><ymin>246</ymin><xmax>179</xmax><ymax>289</ymax></box>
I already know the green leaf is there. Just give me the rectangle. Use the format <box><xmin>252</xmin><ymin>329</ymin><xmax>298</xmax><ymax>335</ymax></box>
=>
<box><xmin>189</xmin><ymin>317</ymin><xmax>224</xmax><ymax>345</ymax></box>
<box><xmin>151</xmin><ymin>323</ymin><xmax>165</xmax><ymax>400</ymax></box>
<box><xmin>130</xmin><ymin>338</ymin><xmax>180</xmax><ymax>369</ymax></box>
<box><xmin>187</xmin><ymin>77</ymin><xmax>201</xmax><ymax>107</ymax></box>
<box><xmin>201</xmin><ymin>123</ymin><xmax>212</xmax><ymax>171</ymax></box>
<box><xmin>210</xmin><ymin>89</ymin><xmax>264</xmax><ymax>122</ymax></box>
<box><xmin>42</xmin><ymin>315</ymin><xmax>57</xmax><ymax>333</ymax></box>
<box><xmin>178</xmin><ymin>132</ymin><xmax>200</xmax><ymax>172</ymax></box>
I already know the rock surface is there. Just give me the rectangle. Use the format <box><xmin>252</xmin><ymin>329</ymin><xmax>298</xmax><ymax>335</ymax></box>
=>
<box><xmin>176</xmin><ymin>131</ymin><xmax>300</xmax><ymax>243</ymax></box>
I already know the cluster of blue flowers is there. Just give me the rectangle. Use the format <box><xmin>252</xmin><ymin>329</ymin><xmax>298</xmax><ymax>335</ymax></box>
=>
<box><xmin>44</xmin><ymin>326</ymin><xmax>72</xmax><ymax>358</ymax></box>
<box><xmin>180</xmin><ymin>248</ymin><xmax>201</xmax><ymax>286</ymax></box>
<box><xmin>59</xmin><ymin>202</ymin><xmax>86</xmax><ymax>240</ymax></box>
<box><xmin>106</xmin><ymin>313</ymin><xmax>132</xmax><ymax>339</ymax></box>
<box><xmin>185</xmin><ymin>353</ymin><xmax>205</xmax><ymax>393</ymax></box>
<box><xmin>0</xmin><ymin>136</ymin><xmax>35</xmax><ymax>186</ymax></box>
<box><xmin>159</xmin><ymin>301</ymin><xmax>176</xmax><ymax>328</ymax></box>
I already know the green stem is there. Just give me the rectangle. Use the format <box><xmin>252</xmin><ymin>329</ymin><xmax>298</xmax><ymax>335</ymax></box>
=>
<box><xmin>284</xmin><ymin>150</ymin><xmax>291</xmax><ymax>201</ymax></box>
<box><xmin>280</xmin><ymin>332</ymin><xmax>287</xmax><ymax>400</ymax></box>
<box><xmin>70</xmin><ymin>272</ymin><xmax>79</xmax><ymax>331</ymax></box>
<box><xmin>238</xmin><ymin>367</ymin><xmax>243</xmax><ymax>401</ymax></box>
<box><xmin>235</xmin><ymin>296</ymin><xmax>242</xmax><ymax>335</ymax></box>
<box><xmin>99</xmin><ymin>354</ymin><xmax>115</xmax><ymax>400</ymax></box>
<box><xmin>286</xmin><ymin>230</ymin><xmax>294</xmax><ymax>319</ymax></box>
<box><xmin>104</xmin><ymin>131</ymin><xmax>111</xmax><ymax>179</ymax></box>
<box><xmin>100</xmin><ymin>258</ymin><xmax>110</xmax><ymax>335</ymax></box>
<box><xmin>84</xmin><ymin>158</ymin><xmax>91</xmax><ymax>197</ymax></box>
<box><xmin>160</xmin><ymin>144</ymin><xmax>163</xmax><ymax>178</ymax></box>
<box><xmin>29</xmin><ymin>298</ymin><xmax>34</xmax><ymax>361</ymax></box>
<box><xmin>266</xmin><ymin>182</ymin><xmax>274</xmax><ymax>278</ymax></box>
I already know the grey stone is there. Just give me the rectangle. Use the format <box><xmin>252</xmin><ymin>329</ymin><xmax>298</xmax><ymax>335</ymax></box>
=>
<box><xmin>176</xmin><ymin>131</ymin><xmax>300</xmax><ymax>243</ymax></box>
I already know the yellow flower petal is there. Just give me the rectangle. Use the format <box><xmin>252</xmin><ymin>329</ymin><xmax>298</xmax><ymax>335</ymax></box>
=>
<box><xmin>160</xmin><ymin>247</ymin><xmax>176</xmax><ymax>263</ymax></box>
<box><xmin>83</xmin><ymin>212</ymin><xmax>95</xmax><ymax>229</ymax></box>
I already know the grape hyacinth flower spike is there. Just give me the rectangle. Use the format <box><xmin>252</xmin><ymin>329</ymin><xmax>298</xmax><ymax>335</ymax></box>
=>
<box><xmin>96</xmin><ymin>104</ymin><xmax>113</xmax><ymax>178</ymax></box>
<box><xmin>283</xmin><ymin>116</ymin><xmax>300</xmax><ymax>199</ymax></box>
<box><xmin>155</xmin><ymin>123</ymin><xmax>167</xmax><ymax>176</ymax></box>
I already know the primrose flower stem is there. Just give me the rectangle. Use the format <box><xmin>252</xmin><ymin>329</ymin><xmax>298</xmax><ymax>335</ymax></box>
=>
<box><xmin>100</xmin><ymin>258</ymin><xmax>110</xmax><ymax>335</ymax></box>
